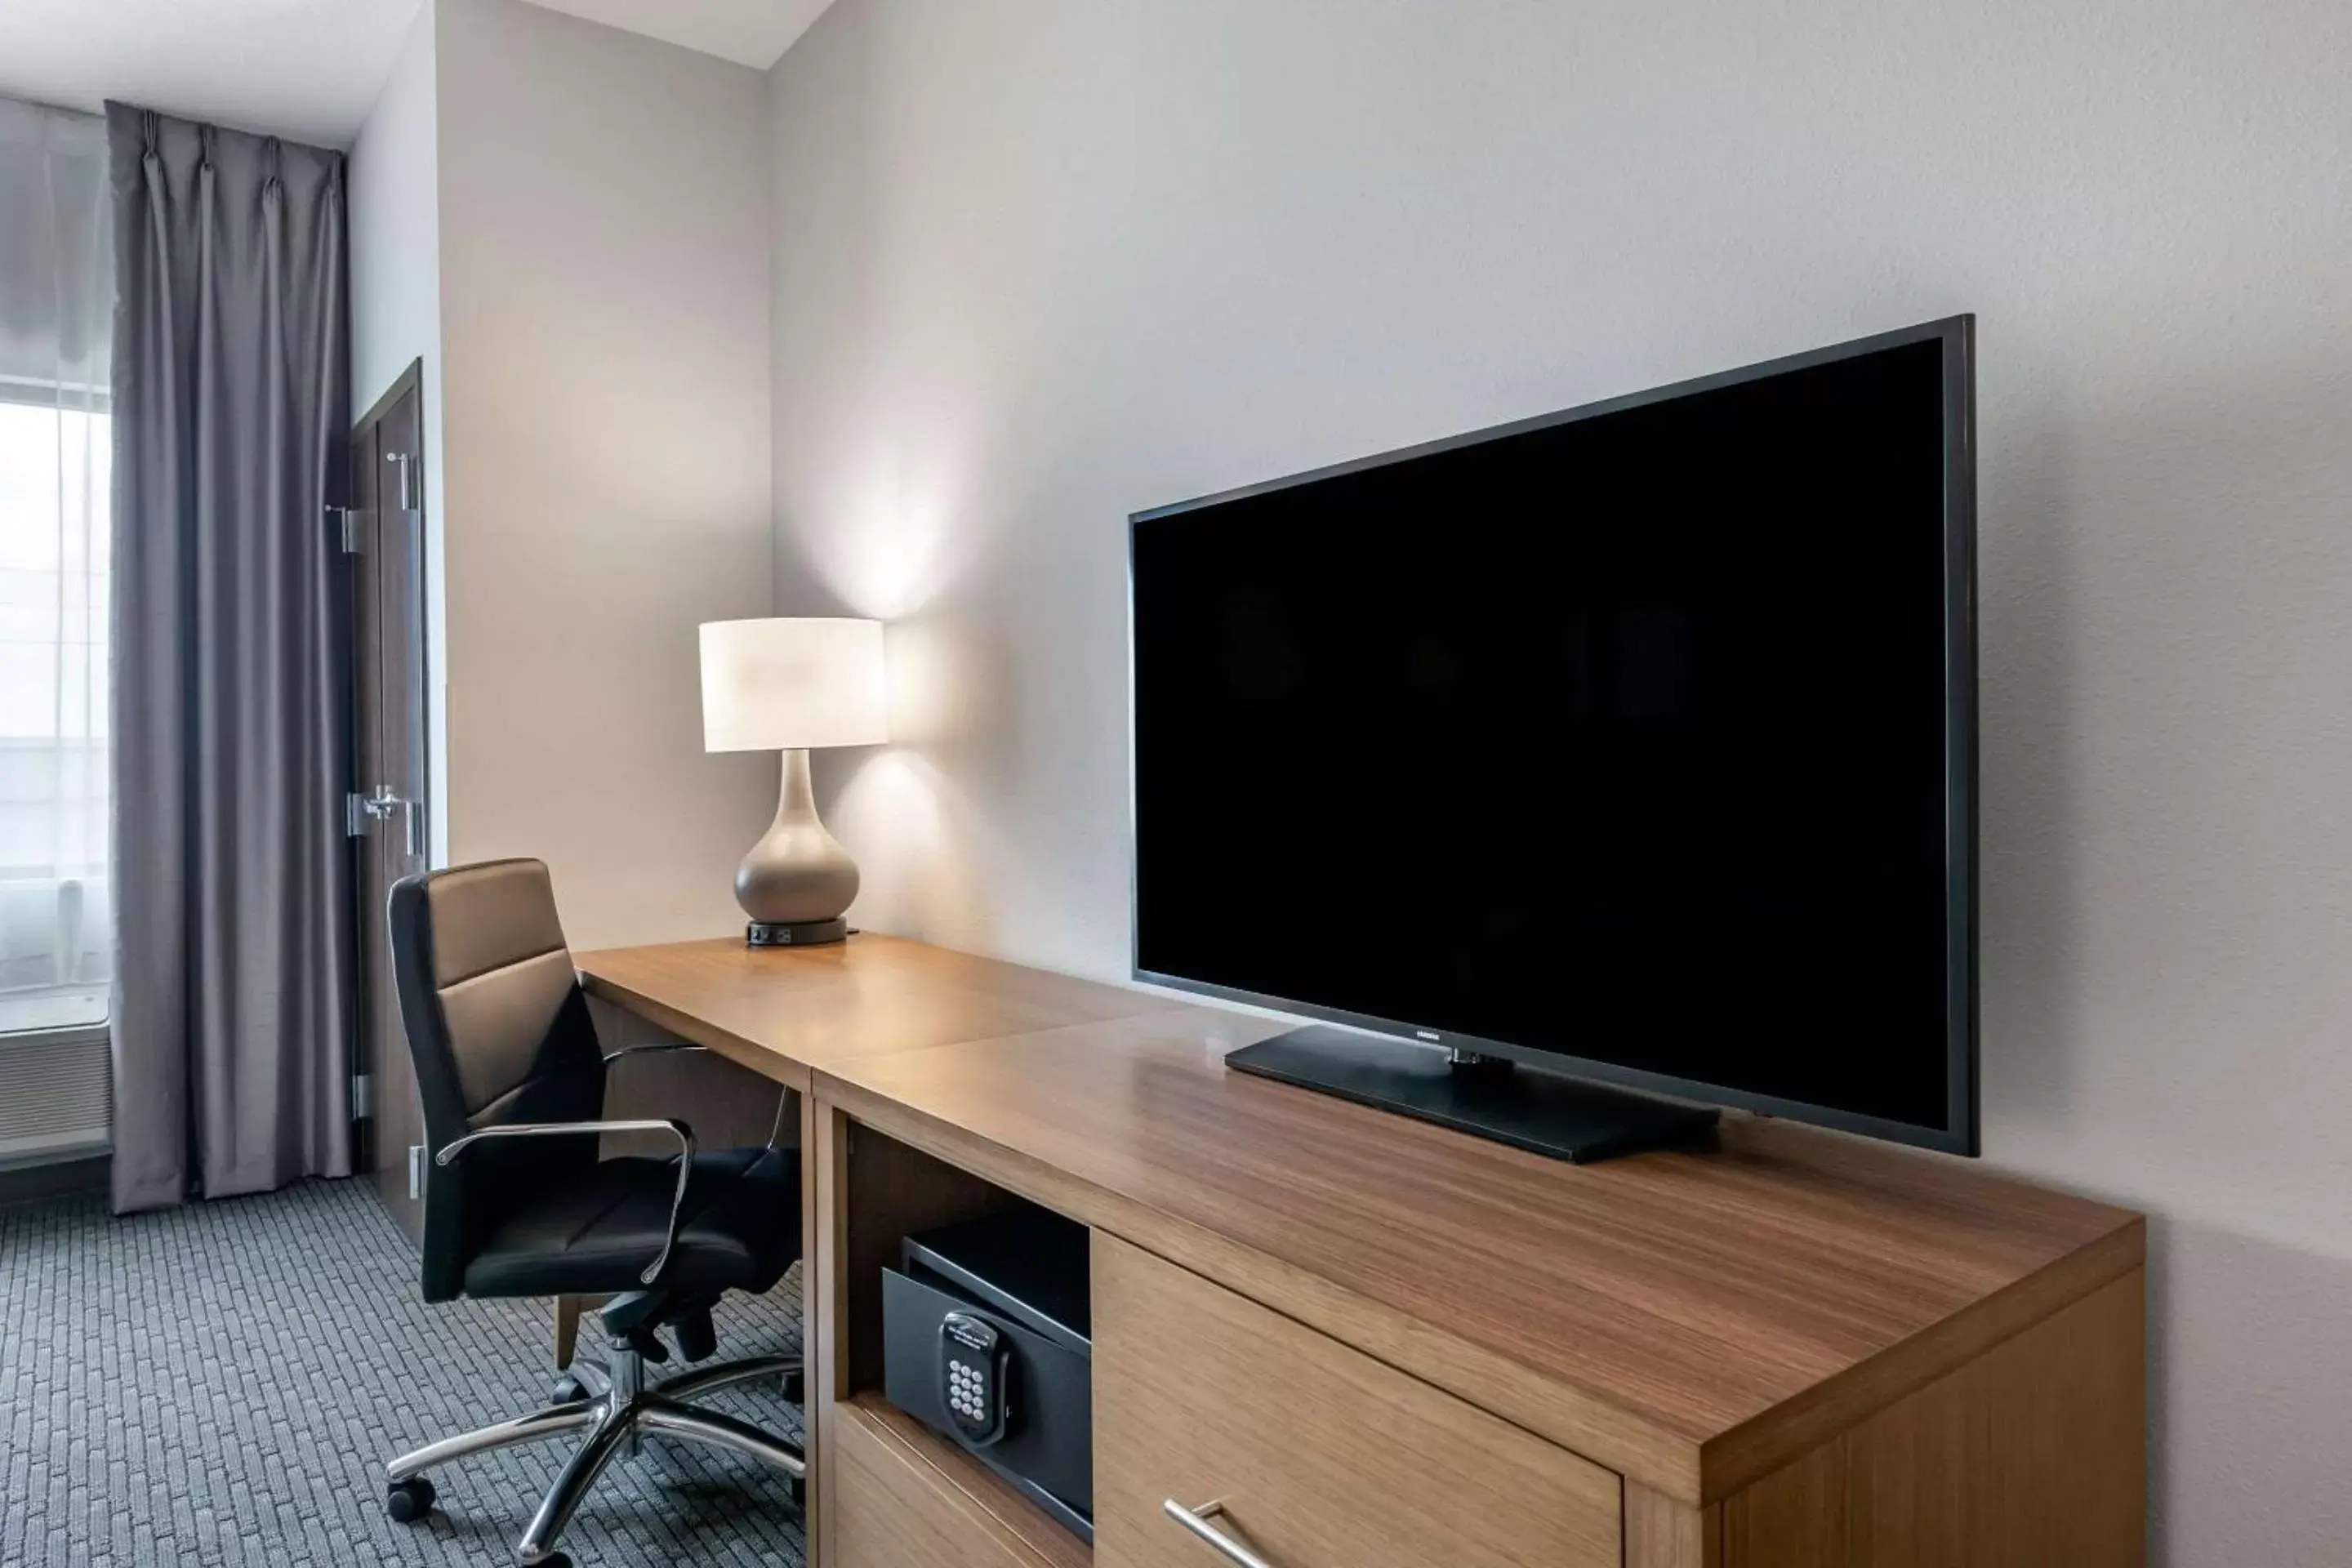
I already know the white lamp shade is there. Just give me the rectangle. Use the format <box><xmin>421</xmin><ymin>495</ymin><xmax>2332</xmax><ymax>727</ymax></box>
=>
<box><xmin>700</xmin><ymin>617</ymin><xmax>888</xmax><ymax>752</ymax></box>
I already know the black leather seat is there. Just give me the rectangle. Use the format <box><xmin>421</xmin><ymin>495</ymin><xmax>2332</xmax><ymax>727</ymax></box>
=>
<box><xmin>462</xmin><ymin>1146</ymin><xmax>798</xmax><ymax>1300</ymax></box>
<box><xmin>379</xmin><ymin>858</ymin><xmax>805</xmax><ymax>1568</ymax></box>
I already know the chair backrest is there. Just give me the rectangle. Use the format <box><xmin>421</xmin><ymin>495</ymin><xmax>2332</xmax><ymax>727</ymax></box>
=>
<box><xmin>387</xmin><ymin>858</ymin><xmax>606</xmax><ymax>1300</ymax></box>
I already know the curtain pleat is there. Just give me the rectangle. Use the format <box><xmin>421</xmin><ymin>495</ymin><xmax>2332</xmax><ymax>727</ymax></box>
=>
<box><xmin>107</xmin><ymin>102</ymin><xmax>354</xmax><ymax>1211</ymax></box>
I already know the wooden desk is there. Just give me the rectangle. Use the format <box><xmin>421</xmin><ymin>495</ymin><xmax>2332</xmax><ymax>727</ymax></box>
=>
<box><xmin>581</xmin><ymin>933</ymin><xmax>1193</xmax><ymax>1091</ymax></box>
<box><xmin>577</xmin><ymin>933</ymin><xmax>2145</xmax><ymax>1568</ymax></box>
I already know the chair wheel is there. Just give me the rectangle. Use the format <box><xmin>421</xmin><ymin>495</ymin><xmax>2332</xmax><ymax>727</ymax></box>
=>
<box><xmin>551</xmin><ymin>1374</ymin><xmax>588</xmax><ymax>1403</ymax></box>
<box><xmin>385</xmin><ymin>1475</ymin><xmax>436</xmax><ymax>1523</ymax></box>
<box><xmin>786</xmin><ymin>1474</ymin><xmax>806</xmax><ymax>1511</ymax></box>
<box><xmin>781</xmin><ymin>1369</ymin><xmax>805</xmax><ymax>1405</ymax></box>
<box><xmin>535</xmin><ymin>1557</ymin><xmax>572</xmax><ymax>1568</ymax></box>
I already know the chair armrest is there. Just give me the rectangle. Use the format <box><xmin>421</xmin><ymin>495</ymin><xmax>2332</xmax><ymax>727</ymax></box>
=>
<box><xmin>434</xmin><ymin>1118</ymin><xmax>698</xmax><ymax>1285</ymax></box>
<box><xmin>602</xmin><ymin>1039</ymin><xmax>793</xmax><ymax>1152</ymax></box>
<box><xmin>600</xmin><ymin>1040</ymin><xmax>710</xmax><ymax>1067</ymax></box>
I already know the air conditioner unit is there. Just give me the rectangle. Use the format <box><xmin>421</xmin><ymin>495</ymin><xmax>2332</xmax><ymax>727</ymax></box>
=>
<box><xmin>0</xmin><ymin>874</ymin><xmax>113</xmax><ymax>1162</ymax></box>
<box><xmin>0</xmin><ymin>1028</ymin><xmax>110</xmax><ymax>1163</ymax></box>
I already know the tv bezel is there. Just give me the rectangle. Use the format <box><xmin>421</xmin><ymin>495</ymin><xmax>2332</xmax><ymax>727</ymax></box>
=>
<box><xmin>1127</xmin><ymin>314</ymin><xmax>1980</xmax><ymax>1156</ymax></box>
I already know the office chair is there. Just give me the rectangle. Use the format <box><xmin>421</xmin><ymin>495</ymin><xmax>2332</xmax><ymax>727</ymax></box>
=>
<box><xmin>381</xmin><ymin>858</ymin><xmax>805</xmax><ymax>1567</ymax></box>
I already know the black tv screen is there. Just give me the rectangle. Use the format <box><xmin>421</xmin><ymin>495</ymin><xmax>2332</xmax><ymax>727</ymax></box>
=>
<box><xmin>1130</xmin><ymin>318</ymin><xmax>1976</xmax><ymax>1154</ymax></box>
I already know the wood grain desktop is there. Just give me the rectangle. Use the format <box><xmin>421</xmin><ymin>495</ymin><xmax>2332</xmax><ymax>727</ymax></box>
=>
<box><xmin>576</xmin><ymin>933</ymin><xmax>2145</xmax><ymax>1568</ymax></box>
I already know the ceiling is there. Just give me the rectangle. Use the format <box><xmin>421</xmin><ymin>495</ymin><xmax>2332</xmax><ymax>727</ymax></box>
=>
<box><xmin>0</xmin><ymin>0</ymin><xmax>837</xmax><ymax>148</ymax></box>
<box><xmin>525</xmin><ymin>0</ymin><xmax>838</xmax><ymax>70</ymax></box>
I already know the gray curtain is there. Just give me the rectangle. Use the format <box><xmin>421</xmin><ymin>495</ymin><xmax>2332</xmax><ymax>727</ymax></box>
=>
<box><xmin>107</xmin><ymin>104</ymin><xmax>354</xmax><ymax>1212</ymax></box>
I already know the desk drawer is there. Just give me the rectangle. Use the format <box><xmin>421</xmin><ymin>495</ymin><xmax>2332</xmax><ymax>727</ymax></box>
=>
<box><xmin>1093</xmin><ymin>1235</ymin><xmax>1621</xmax><ymax>1568</ymax></box>
<box><xmin>831</xmin><ymin>1396</ymin><xmax>1067</xmax><ymax>1568</ymax></box>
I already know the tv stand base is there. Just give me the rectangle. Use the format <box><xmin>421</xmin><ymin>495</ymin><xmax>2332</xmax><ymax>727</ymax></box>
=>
<box><xmin>1226</xmin><ymin>1026</ymin><xmax>1719</xmax><ymax>1164</ymax></box>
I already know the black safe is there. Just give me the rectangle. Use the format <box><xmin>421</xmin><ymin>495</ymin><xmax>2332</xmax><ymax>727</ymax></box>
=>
<box><xmin>880</xmin><ymin>1207</ymin><xmax>1093</xmax><ymax>1539</ymax></box>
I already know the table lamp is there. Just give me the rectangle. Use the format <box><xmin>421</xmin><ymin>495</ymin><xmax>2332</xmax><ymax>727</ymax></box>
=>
<box><xmin>700</xmin><ymin>617</ymin><xmax>888</xmax><ymax>946</ymax></box>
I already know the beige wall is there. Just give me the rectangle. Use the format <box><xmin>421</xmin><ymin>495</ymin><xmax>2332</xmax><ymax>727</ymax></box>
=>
<box><xmin>767</xmin><ymin>2</ymin><xmax>2352</xmax><ymax>1561</ymax></box>
<box><xmin>433</xmin><ymin>0</ymin><xmax>774</xmax><ymax>947</ymax></box>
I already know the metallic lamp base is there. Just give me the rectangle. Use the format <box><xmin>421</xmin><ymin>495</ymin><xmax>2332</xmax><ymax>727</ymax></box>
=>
<box><xmin>746</xmin><ymin>918</ymin><xmax>849</xmax><ymax>947</ymax></box>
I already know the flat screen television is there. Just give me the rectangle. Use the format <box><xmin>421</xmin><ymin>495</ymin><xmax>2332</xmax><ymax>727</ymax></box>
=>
<box><xmin>1129</xmin><ymin>317</ymin><xmax>1977</xmax><ymax>1159</ymax></box>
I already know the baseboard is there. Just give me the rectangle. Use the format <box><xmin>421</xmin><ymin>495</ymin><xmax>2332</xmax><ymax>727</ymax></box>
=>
<box><xmin>0</xmin><ymin>1152</ymin><xmax>109</xmax><ymax>1206</ymax></box>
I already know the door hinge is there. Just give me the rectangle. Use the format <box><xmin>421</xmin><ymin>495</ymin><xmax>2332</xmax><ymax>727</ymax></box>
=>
<box><xmin>408</xmin><ymin>1143</ymin><xmax>428</xmax><ymax>1202</ymax></box>
<box><xmin>327</xmin><ymin>504</ymin><xmax>367</xmax><ymax>554</ymax></box>
<box><xmin>350</xmin><ymin>1071</ymin><xmax>373</xmax><ymax>1120</ymax></box>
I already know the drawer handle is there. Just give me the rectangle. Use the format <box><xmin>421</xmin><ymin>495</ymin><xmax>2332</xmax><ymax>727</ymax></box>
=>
<box><xmin>1163</xmin><ymin>1498</ymin><xmax>1276</xmax><ymax>1568</ymax></box>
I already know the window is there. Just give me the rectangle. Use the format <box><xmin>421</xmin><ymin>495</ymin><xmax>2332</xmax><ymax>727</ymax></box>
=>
<box><xmin>1</xmin><ymin>96</ymin><xmax>113</xmax><ymax>1040</ymax></box>
<box><xmin>0</xmin><ymin>390</ymin><xmax>109</xmax><ymax>1034</ymax></box>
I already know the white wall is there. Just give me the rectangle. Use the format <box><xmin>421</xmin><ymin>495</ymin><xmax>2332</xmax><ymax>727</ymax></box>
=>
<box><xmin>766</xmin><ymin>3</ymin><xmax>2352</xmax><ymax>1561</ymax></box>
<box><xmin>347</xmin><ymin>1</ymin><xmax>449</xmax><ymax>862</ymax></box>
<box><xmin>434</xmin><ymin>0</ymin><xmax>774</xmax><ymax>947</ymax></box>
<box><xmin>349</xmin><ymin>0</ymin><xmax>440</xmax><ymax>483</ymax></box>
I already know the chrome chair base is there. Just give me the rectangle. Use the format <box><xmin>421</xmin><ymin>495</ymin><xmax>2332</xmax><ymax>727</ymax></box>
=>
<box><xmin>386</xmin><ymin>1344</ymin><xmax>805</xmax><ymax>1566</ymax></box>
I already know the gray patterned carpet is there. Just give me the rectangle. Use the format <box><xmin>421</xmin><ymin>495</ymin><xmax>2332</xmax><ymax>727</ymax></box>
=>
<box><xmin>1</xmin><ymin>1178</ymin><xmax>805</xmax><ymax>1567</ymax></box>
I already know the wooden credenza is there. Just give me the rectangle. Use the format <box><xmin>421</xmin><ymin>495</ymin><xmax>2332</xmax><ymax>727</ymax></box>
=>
<box><xmin>577</xmin><ymin>933</ymin><xmax>2145</xmax><ymax>1568</ymax></box>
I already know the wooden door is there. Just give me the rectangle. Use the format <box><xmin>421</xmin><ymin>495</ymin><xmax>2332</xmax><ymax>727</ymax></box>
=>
<box><xmin>350</xmin><ymin>361</ymin><xmax>432</xmax><ymax>1245</ymax></box>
